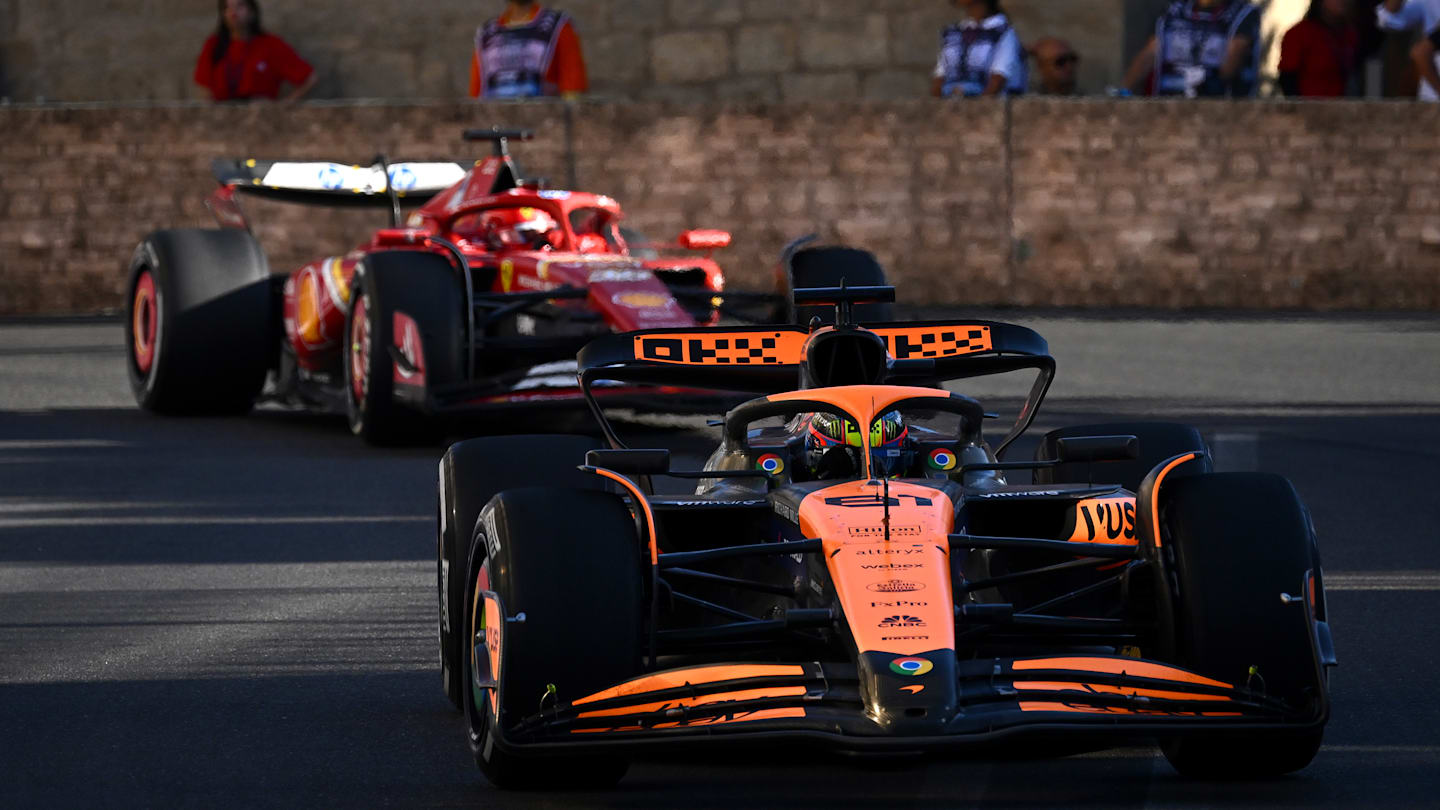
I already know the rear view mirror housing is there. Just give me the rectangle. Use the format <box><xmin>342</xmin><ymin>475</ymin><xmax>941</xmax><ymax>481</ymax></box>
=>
<box><xmin>1055</xmin><ymin>435</ymin><xmax>1139</xmax><ymax>464</ymax></box>
<box><xmin>678</xmin><ymin>229</ymin><xmax>732</xmax><ymax>250</ymax></box>
<box><xmin>585</xmin><ymin>449</ymin><xmax>671</xmax><ymax>475</ymax></box>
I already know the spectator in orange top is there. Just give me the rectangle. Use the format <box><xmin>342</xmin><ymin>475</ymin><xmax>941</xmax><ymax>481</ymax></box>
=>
<box><xmin>1279</xmin><ymin>0</ymin><xmax>1361</xmax><ymax>96</ymax></box>
<box><xmin>469</xmin><ymin>1</ymin><xmax>588</xmax><ymax>99</ymax></box>
<box><xmin>194</xmin><ymin>0</ymin><xmax>317</xmax><ymax>103</ymax></box>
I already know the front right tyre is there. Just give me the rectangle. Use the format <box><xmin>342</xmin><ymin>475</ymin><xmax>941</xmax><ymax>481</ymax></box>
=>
<box><xmin>462</xmin><ymin>487</ymin><xmax>643</xmax><ymax>789</ymax></box>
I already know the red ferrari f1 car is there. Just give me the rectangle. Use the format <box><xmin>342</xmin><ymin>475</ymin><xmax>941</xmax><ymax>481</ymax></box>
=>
<box><xmin>437</xmin><ymin>285</ymin><xmax>1334</xmax><ymax>787</ymax></box>
<box><xmin>123</xmin><ymin>129</ymin><xmax>783</xmax><ymax>443</ymax></box>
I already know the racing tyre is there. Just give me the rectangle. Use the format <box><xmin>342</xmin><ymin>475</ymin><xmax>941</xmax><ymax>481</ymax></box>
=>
<box><xmin>463</xmin><ymin>488</ymin><xmax>642</xmax><ymax>788</ymax></box>
<box><xmin>1033</xmin><ymin>421</ymin><xmax>1210</xmax><ymax>492</ymax></box>
<box><xmin>1158</xmin><ymin>473</ymin><xmax>1326</xmax><ymax>778</ymax></box>
<box><xmin>438</xmin><ymin>435</ymin><xmax>604</xmax><ymax>710</ymax></box>
<box><xmin>343</xmin><ymin>251</ymin><xmax>464</xmax><ymax>445</ymax></box>
<box><xmin>777</xmin><ymin>246</ymin><xmax>892</xmax><ymax>325</ymax></box>
<box><xmin>125</xmin><ymin>229</ymin><xmax>275</xmax><ymax>414</ymax></box>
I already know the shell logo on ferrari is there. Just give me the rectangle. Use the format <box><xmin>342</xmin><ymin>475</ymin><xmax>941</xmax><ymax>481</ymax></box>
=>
<box><xmin>611</xmin><ymin>292</ymin><xmax>672</xmax><ymax>309</ymax></box>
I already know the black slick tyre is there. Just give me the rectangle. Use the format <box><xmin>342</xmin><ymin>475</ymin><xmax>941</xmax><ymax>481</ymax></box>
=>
<box><xmin>1034</xmin><ymin>421</ymin><xmax>1210</xmax><ymax>492</ymax></box>
<box><xmin>1158</xmin><ymin>472</ymin><xmax>1326</xmax><ymax>778</ymax></box>
<box><xmin>125</xmin><ymin>229</ymin><xmax>275</xmax><ymax>414</ymax></box>
<box><xmin>343</xmin><ymin>251</ymin><xmax>464</xmax><ymax>445</ymax></box>
<box><xmin>462</xmin><ymin>488</ymin><xmax>642</xmax><ymax>789</ymax></box>
<box><xmin>437</xmin><ymin>435</ymin><xmax>603</xmax><ymax>710</ymax></box>
<box><xmin>778</xmin><ymin>246</ymin><xmax>891</xmax><ymax>325</ymax></box>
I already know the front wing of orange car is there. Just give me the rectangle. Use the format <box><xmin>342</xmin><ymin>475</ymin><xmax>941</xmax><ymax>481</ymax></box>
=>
<box><xmin>475</xmin><ymin>595</ymin><xmax>1328</xmax><ymax>756</ymax></box>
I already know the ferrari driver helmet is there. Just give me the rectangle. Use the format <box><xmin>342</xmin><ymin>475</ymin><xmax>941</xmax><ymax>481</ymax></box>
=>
<box><xmin>806</xmin><ymin>410</ymin><xmax>910</xmax><ymax>479</ymax></box>
<box><xmin>479</xmin><ymin>207</ymin><xmax>559</xmax><ymax>249</ymax></box>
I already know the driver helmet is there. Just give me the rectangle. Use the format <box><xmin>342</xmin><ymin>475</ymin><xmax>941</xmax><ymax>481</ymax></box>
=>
<box><xmin>478</xmin><ymin>207</ymin><xmax>559</xmax><ymax>249</ymax></box>
<box><xmin>806</xmin><ymin>410</ymin><xmax>910</xmax><ymax>479</ymax></box>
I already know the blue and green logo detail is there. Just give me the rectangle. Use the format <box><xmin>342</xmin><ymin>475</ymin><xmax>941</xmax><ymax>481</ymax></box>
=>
<box><xmin>889</xmin><ymin>656</ymin><xmax>934</xmax><ymax>676</ymax></box>
<box><xmin>927</xmin><ymin>448</ymin><xmax>956</xmax><ymax>471</ymax></box>
<box><xmin>756</xmin><ymin>453</ymin><xmax>785</xmax><ymax>475</ymax></box>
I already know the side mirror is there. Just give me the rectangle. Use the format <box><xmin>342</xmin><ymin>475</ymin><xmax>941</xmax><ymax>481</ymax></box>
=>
<box><xmin>1055</xmin><ymin>435</ymin><xmax>1138</xmax><ymax>464</ymax></box>
<box><xmin>678</xmin><ymin>229</ymin><xmax>731</xmax><ymax>250</ymax></box>
<box><xmin>585</xmin><ymin>449</ymin><xmax>671</xmax><ymax>475</ymax></box>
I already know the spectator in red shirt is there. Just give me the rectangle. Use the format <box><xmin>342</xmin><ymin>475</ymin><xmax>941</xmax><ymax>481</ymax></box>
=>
<box><xmin>468</xmin><ymin>1</ymin><xmax>588</xmax><ymax>99</ymax></box>
<box><xmin>194</xmin><ymin>0</ymin><xmax>317</xmax><ymax>103</ymax></box>
<box><xmin>1279</xmin><ymin>0</ymin><xmax>1361</xmax><ymax>96</ymax></box>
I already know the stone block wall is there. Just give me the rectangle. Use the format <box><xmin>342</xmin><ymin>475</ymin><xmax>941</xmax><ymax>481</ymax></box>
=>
<box><xmin>1</xmin><ymin>98</ymin><xmax>1438</xmax><ymax>316</ymax></box>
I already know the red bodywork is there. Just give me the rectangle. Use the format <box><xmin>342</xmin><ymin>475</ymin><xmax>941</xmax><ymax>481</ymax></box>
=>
<box><xmin>212</xmin><ymin>153</ymin><xmax>728</xmax><ymax>381</ymax></box>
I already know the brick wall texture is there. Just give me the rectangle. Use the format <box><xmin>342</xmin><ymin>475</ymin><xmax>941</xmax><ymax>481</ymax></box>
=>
<box><xmin>0</xmin><ymin>0</ymin><xmax>1168</xmax><ymax>104</ymax></box>
<box><xmin>1</xmin><ymin>98</ymin><xmax>1438</xmax><ymax>316</ymax></box>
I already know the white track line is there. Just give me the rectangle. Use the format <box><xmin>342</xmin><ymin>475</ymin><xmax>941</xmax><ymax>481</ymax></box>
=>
<box><xmin>0</xmin><ymin>515</ymin><xmax>428</xmax><ymax>528</ymax></box>
<box><xmin>1326</xmin><ymin>572</ymin><xmax>1440</xmax><ymax>591</ymax></box>
<box><xmin>0</xmin><ymin>440</ymin><xmax>128</xmax><ymax>450</ymax></box>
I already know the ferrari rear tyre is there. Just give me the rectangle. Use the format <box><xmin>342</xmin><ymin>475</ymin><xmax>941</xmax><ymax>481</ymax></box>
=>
<box><xmin>343</xmin><ymin>251</ymin><xmax>464</xmax><ymax>445</ymax></box>
<box><xmin>125</xmin><ymin>229</ymin><xmax>275</xmax><ymax>414</ymax></box>
<box><xmin>1034</xmin><ymin>421</ymin><xmax>1210</xmax><ymax>492</ymax></box>
<box><xmin>462</xmin><ymin>488</ymin><xmax>642</xmax><ymax>788</ymax></box>
<box><xmin>438</xmin><ymin>435</ymin><xmax>603</xmax><ymax>710</ymax></box>
<box><xmin>1158</xmin><ymin>473</ymin><xmax>1326</xmax><ymax>778</ymax></box>
<box><xmin>779</xmin><ymin>246</ymin><xmax>892</xmax><ymax>325</ymax></box>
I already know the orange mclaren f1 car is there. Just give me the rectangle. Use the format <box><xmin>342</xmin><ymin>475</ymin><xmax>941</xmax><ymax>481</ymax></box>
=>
<box><xmin>435</xmin><ymin>286</ymin><xmax>1334</xmax><ymax>787</ymax></box>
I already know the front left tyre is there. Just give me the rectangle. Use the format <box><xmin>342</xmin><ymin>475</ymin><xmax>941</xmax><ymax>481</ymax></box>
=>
<box><xmin>125</xmin><ymin>229</ymin><xmax>275</xmax><ymax>414</ymax></box>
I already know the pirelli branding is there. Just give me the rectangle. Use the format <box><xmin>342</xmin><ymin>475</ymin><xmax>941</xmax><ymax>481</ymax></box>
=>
<box><xmin>633</xmin><ymin>331</ymin><xmax>807</xmax><ymax>366</ymax></box>
<box><xmin>873</xmin><ymin>326</ymin><xmax>993</xmax><ymax>360</ymax></box>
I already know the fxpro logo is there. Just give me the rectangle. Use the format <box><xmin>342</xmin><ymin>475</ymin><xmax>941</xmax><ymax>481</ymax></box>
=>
<box><xmin>870</xmin><ymin>600</ymin><xmax>927</xmax><ymax>608</ymax></box>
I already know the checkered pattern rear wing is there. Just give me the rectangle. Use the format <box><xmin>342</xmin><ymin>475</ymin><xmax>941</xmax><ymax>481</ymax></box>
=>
<box><xmin>576</xmin><ymin>319</ymin><xmax>1055</xmax><ymax>455</ymax></box>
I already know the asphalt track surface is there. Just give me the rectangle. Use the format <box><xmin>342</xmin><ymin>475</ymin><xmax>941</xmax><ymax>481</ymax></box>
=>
<box><xmin>2</xmin><ymin>314</ymin><xmax>1439</xmax><ymax>809</ymax></box>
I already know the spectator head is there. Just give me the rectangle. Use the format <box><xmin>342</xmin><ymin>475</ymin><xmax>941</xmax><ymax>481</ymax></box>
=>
<box><xmin>952</xmin><ymin>0</ymin><xmax>1004</xmax><ymax>20</ymax></box>
<box><xmin>213</xmin><ymin>0</ymin><xmax>263</xmax><ymax>63</ymax></box>
<box><xmin>1306</xmin><ymin>0</ymin><xmax>1352</xmax><ymax>23</ymax></box>
<box><xmin>220</xmin><ymin>0</ymin><xmax>262</xmax><ymax>39</ymax></box>
<box><xmin>1031</xmin><ymin>37</ymin><xmax>1079</xmax><ymax>95</ymax></box>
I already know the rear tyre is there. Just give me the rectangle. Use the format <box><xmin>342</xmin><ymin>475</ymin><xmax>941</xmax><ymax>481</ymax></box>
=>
<box><xmin>438</xmin><ymin>435</ymin><xmax>604</xmax><ymax>710</ymax></box>
<box><xmin>463</xmin><ymin>488</ymin><xmax>642</xmax><ymax>788</ymax></box>
<box><xmin>125</xmin><ymin>229</ymin><xmax>274</xmax><ymax>414</ymax></box>
<box><xmin>777</xmin><ymin>246</ymin><xmax>892</xmax><ymax>325</ymax></box>
<box><xmin>1034</xmin><ymin>421</ymin><xmax>1210</xmax><ymax>492</ymax></box>
<box><xmin>343</xmin><ymin>251</ymin><xmax>464</xmax><ymax>445</ymax></box>
<box><xmin>1158</xmin><ymin>473</ymin><xmax>1326</xmax><ymax>778</ymax></box>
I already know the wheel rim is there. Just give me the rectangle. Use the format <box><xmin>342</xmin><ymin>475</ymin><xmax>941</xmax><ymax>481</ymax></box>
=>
<box><xmin>466</xmin><ymin>562</ymin><xmax>495</xmax><ymax>747</ymax></box>
<box><xmin>349</xmin><ymin>294</ymin><xmax>371</xmax><ymax>406</ymax></box>
<box><xmin>132</xmin><ymin>270</ymin><xmax>158</xmax><ymax>375</ymax></box>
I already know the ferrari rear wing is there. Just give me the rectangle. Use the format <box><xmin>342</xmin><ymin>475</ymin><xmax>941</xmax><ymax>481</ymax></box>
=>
<box><xmin>211</xmin><ymin>158</ymin><xmax>467</xmax><ymax>207</ymax></box>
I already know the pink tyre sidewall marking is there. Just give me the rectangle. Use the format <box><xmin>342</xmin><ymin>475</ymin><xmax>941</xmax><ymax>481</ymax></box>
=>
<box><xmin>132</xmin><ymin>270</ymin><xmax>158</xmax><ymax>375</ymax></box>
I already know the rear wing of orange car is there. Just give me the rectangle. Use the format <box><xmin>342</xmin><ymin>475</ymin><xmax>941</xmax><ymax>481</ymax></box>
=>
<box><xmin>577</xmin><ymin>290</ymin><xmax>1056</xmax><ymax>456</ymax></box>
